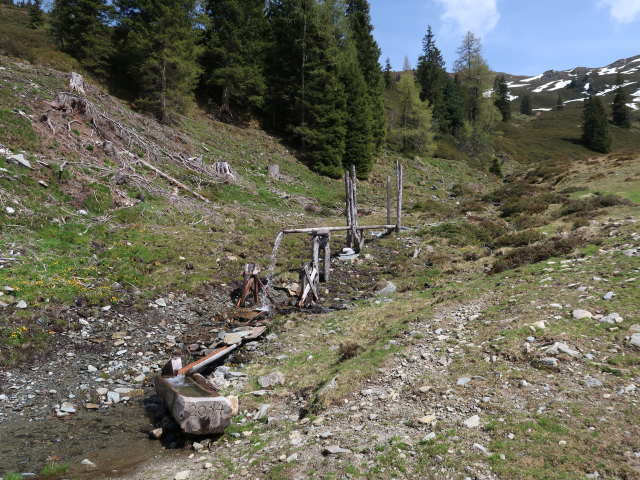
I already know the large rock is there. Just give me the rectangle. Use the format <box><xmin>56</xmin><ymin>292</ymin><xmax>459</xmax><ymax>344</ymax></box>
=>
<box><xmin>630</xmin><ymin>334</ymin><xmax>640</xmax><ymax>348</ymax></box>
<box><xmin>375</xmin><ymin>281</ymin><xmax>397</xmax><ymax>295</ymax></box>
<box><xmin>543</xmin><ymin>342</ymin><xmax>580</xmax><ymax>358</ymax></box>
<box><xmin>258</xmin><ymin>371</ymin><xmax>285</xmax><ymax>388</ymax></box>
<box><xmin>463</xmin><ymin>415</ymin><xmax>480</xmax><ymax>428</ymax></box>
<box><xmin>7</xmin><ymin>153</ymin><xmax>32</xmax><ymax>169</ymax></box>
<box><xmin>572</xmin><ymin>309</ymin><xmax>592</xmax><ymax>319</ymax></box>
<box><xmin>600</xmin><ymin>313</ymin><xmax>623</xmax><ymax>324</ymax></box>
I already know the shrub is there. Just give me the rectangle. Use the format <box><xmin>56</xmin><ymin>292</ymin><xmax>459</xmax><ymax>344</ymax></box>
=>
<box><xmin>490</xmin><ymin>235</ymin><xmax>584</xmax><ymax>273</ymax></box>
<box><xmin>339</xmin><ymin>342</ymin><xmax>362</xmax><ymax>361</ymax></box>
<box><xmin>492</xmin><ymin>229</ymin><xmax>543</xmax><ymax>248</ymax></box>
<box><xmin>560</xmin><ymin>194</ymin><xmax>630</xmax><ymax>216</ymax></box>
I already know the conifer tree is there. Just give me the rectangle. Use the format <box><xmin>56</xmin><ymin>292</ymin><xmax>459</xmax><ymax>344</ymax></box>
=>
<box><xmin>453</xmin><ymin>31</ymin><xmax>491</xmax><ymax>123</ymax></box>
<box><xmin>493</xmin><ymin>74</ymin><xmax>510</xmax><ymax>121</ymax></box>
<box><xmin>415</xmin><ymin>26</ymin><xmax>448</xmax><ymax>129</ymax></box>
<box><xmin>520</xmin><ymin>94</ymin><xmax>532</xmax><ymax>115</ymax></box>
<box><xmin>392</xmin><ymin>75</ymin><xmax>433</xmax><ymax>154</ymax></box>
<box><xmin>341</xmin><ymin>42</ymin><xmax>374</xmax><ymax>179</ymax></box>
<box><xmin>582</xmin><ymin>96</ymin><xmax>612</xmax><ymax>153</ymax></box>
<box><xmin>51</xmin><ymin>0</ymin><xmax>114</xmax><ymax>77</ymax></box>
<box><xmin>346</xmin><ymin>0</ymin><xmax>386</xmax><ymax>152</ymax></box>
<box><xmin>202</xmin><ymin>0</ymin><xmax>267</xmax><ymax>117</ymax></box>
<box><xmin>28</xmin><ymin>0</ymin><xmax>45</xmax><ymax>29</ymax></box>
<box><xmin>611</xmin><ymin>74</ymin><xmax>631</xmax><ymax>128</ymax></box>
<box><xmin>266</xmin><ymin>0</ymin><xmax>346</xmax><ymax>178</ymax></box>
<box><xmin>383</xmin><ymin>57</ymin><xmax>393</xmax><ymax>89</ymax></box>
<box><xmin>444</xmin><ymin>76</ymin><xmax>465</xmax><ymax>135</ymax></box>
<box><xmin>402</xmin><ymin>56</ymin><xmax>411</xmax><ymax>71</ymax></box>
<box><xmin>115</xmin><ymin>0</ymin><xmax>201</xmax><ymax>123</ymax></box>
<box><xmin>556</xmin><ymin>94</ymin><xmax>564</xmax><ymax>110</ymax></box>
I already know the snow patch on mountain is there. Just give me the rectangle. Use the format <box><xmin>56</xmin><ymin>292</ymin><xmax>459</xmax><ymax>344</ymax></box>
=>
<box><xmin>628</xmin><ymin>103</ymin><xmax>639</xmax><ymax>111</ymax></box>
<box><xmin>533</xmin><ymin>108</ymin><xmax>552</xmax><ymax>111</ymax></box>
<box><xmin>564</xmin><ymin>98</ymin><xmax>586</xmax><ymax>104</ymax></box>
<box><xmin>548</xmin><ymin>80</ymin><xmax>572</xmax><ymax>91</ymax></box>
<box><xmin>595</xmin><ymin>81</ymin><xmax>637</xmax><ymax>96</ymax></box>
<box><xmin>522</xmin><ymin>74</ymin><xmax>543</xmax><ymax>83</ymax></box>
<box><xmin>598</xmin><ymin>67</ymin><xmax>618</xmax><ymax>75</ymax></box>
<box><xmin>532</xmin><ymin>81</ymin><xmax>556</xmax><ymax>93</ymax></box>
<box><xmin>507</xmin><ymin>93</ymin><xmax>518</xmax><ymax>101</ymax></box>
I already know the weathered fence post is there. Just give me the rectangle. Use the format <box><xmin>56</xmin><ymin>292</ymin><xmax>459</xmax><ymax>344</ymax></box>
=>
<box><xmin>386</xmin><ymin>175</ymin><xmax>391</xmax><ymax>226</ymax></box>
<box><xmin>396</xmin><ymin>161</ymin><xmax>403</xmax><ymax>233</ymax></box>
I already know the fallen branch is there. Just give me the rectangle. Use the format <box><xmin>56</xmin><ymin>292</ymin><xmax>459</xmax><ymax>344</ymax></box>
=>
<box><xmin>139</xmin><ymin>159</ymin><xmax>209</xmax><ymax>203</ymax></box>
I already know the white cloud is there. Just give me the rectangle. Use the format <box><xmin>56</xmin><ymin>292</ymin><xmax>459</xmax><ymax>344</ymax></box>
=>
<box><xmin>434</xmin><ymin>0</ymin><xmax>500</xmax><ymax>38</ymax></box>
<box><xmin>600</xmin><ymin>0</ymin><xmax>640</xmax><ymax>23</ymax></box>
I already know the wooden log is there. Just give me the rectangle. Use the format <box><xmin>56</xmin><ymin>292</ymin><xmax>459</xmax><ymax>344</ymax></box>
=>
<box><xmin>349</xmin><ymin>165</ymin><xmax>361</xmax><ymax>251</ymax></box>
<box><xmin>282</xmin><ymin>225</ymin><xmax>395</xmax><ymax>234</ymax></box>
<box><xmin>139</xmin><ymin>159</ymin><xmax>209</xmax><ymax>203</ymax></box>
<box><xmin>298</xmin><ymin>263</ymin><xmax>319</xmax><ymax>306</ymax></box>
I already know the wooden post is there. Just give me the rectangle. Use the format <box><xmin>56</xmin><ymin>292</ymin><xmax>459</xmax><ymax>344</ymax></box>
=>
<box><xmin>311</xmin><ymin>234</ymin><xmax>320</xmax><ymax>272</ymax></box>
<box><xmin>345</xmin><ymin>172</ymin><xmax>352</xmax><ymax>247</ymax></box>
<box><xmin>319</xmin><ymin>234</ymin><xmax>330</xmax><ymax>282</ymax></box>
<box><xmin>349</xmin><ymin>165</ymin><xmax>361</xmax><ymax>252</ymax></box>
<box><xmin>396</xmin><ymin>162</ymin><xmax>403</xmax><ymax>233</ymax></box>
<box><xmin>386</xmin><ymin>175</ymin><xmax>391</xmax><ymax>226</ymax></box>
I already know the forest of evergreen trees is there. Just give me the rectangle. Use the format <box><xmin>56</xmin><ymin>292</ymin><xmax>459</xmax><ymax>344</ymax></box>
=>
<box><xmin>7</xmin><ymin>0</ymin><xmax>632</xmax><ymax>174</ymax></box>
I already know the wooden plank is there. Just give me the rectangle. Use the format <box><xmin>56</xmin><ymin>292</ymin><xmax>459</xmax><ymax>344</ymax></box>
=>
<box><xmin>344</xmin><ymin>172</ymin><xmax>352</xmax><ymax>247</ymax></box>
<box><xmin>321</xmin><ymin>235</ymin><xmax>330</xmax><ymax>282</ymax></box>
<box><xmin>282</xmin><ymin>225</ymin><xmax>395</xmax><ymax>234</ymax></box>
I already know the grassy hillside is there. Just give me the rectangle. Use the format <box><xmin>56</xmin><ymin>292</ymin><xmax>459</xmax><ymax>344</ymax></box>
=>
<box><xmin>1</xmin><ymin>7</ymin><xmax>640</xmax><ymax>480</ymax></box>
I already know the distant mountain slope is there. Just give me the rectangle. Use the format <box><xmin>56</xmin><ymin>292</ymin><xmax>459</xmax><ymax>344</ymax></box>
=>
<box><xmin>501</xmin><ymin>55</ymin><xmax>640</xmax><ymax>111</ymax></box>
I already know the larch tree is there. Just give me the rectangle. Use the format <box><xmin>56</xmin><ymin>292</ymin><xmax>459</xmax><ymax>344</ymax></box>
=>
<box><xmin>453</xmin><ymin>31</ymin><xmax>491</xmax><ymax>123</ymax></box>
<box><xmin>392</xmin><ymin>74</ymin><xmax>433</xmax><ymax>155</ymax></box>
<box><xmin>582</xmin><ymin>96</ymin><xmax>612</xmax><ymax>153</ymax></box>
<box><xmin>202</xmin><ymin>0</ymin><xmax>267</xmax><ymax>117</ymax></box>
<box><xmin>556</xmin><ymin>94</ymin><xmax>564</xmax><ymax>110</ymax></box>
<box><xmin>115</xmin><ymin>0</ymin><xmax>202</xmax><ymax>124</ymax></box>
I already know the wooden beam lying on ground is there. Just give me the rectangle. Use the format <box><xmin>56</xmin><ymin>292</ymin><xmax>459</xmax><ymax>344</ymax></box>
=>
<box><xmin>282</xmin><ymin>225</ymin><xmax>395</xmax><ymax>234</ymax></box>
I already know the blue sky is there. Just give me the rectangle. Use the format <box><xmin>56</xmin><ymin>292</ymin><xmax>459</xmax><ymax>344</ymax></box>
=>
<box><xmin>370</xmin><ymin>0</ymin><xmax>640</xmax><ymax>75</ymax></box>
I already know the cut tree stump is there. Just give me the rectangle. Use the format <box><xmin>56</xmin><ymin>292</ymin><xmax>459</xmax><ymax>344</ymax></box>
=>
<box><xmin>69</xmin><ymin>72</ymin><xmax>86</xmax><ymax>95</ymax></box>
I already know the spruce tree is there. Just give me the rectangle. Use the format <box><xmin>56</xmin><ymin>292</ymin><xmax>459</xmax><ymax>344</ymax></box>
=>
<box><xmin>266</xmin><ymin>0</ymin><xmax>346</xmax><ymax>178</ymax></box>
<box><xmin>383</xmin><ymin>57</ymin><xmax>393</xmax><ymax>89</ymax></box>
<box><xmin>444</xmin><ymin>76</ymin><xmax>465</xmax><ymax>135</ymax></box>
<box><xmin>493</xmin><ymin>74</ymin><xmax>510</xmax><ymax>121</ymax></box>
<box><xmin>556</xmin><ymin>94</ymin><xmax>564</xmax><ymax>110</ymax></box>
<box><xmin>346</xmin><ymin>0</ymin><xmax>386</xmax><ymax>152</ymax></box>
<box><xmin>582</xmin><ymin>96</ymin><xmax>612</xmax><ymax>153</ymax></box>
<box><xmin>415</xmin><ymin>26</ymin><xmax>448</xmax><ymax>129</ymax></box>
<box><xmin>28</xmin><ymin>0</ymin><xmax>45</xmax><ymax>29</ymax></box>
<box><xmin>340</xmin><ymin>42</ymin><xmax>374</xmax><ymax>179</ymax></box>
<box><xmin>115</xmin><ymin>0</ymin><xmax>201</xmax><ymax>123</ymax></box>
<box><xmin>51</xmin><ymin>0</ymin><xmax>114</xmax><ymax>77</ymax></box>
<box><xmin>202</xmin><ymin>0</ymin><xmax>267</xmax><ymax>117</ymax></box>
<box><xmin>611</xmin><ymin>74</ymin><xmax>631</xmax><ymax>128</ymax></box>
<box><xmin>520</xmin><ymin>94</ymin><xmax>532</xmax><ymax>115</ymax></box>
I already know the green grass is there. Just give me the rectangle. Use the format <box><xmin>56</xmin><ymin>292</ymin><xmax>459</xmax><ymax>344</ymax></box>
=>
<box><xmin>40</xmin><ymin>462</ymin><xmax>69</xmax><ymax>475</ymax></box>
<box><xmin>1</xmin><ymin>472</ymin><xmax>23</xmax><ymax>480</ymax></box>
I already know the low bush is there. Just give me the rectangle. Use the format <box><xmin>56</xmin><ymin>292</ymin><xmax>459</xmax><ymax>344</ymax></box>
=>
<box><xmin>490</xmin><ymin>235</ymin><xmax>584</xmax><ymax>273</ymax></box>
<box><xmin>560</xmin><ymin>194</ymin><xmax>630</xmax><ymax>216</ymax></box>
<box><xmin>491</xmin><ymin>229</ymin><xmax>543</xmax><ymax>248</ymax></box>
